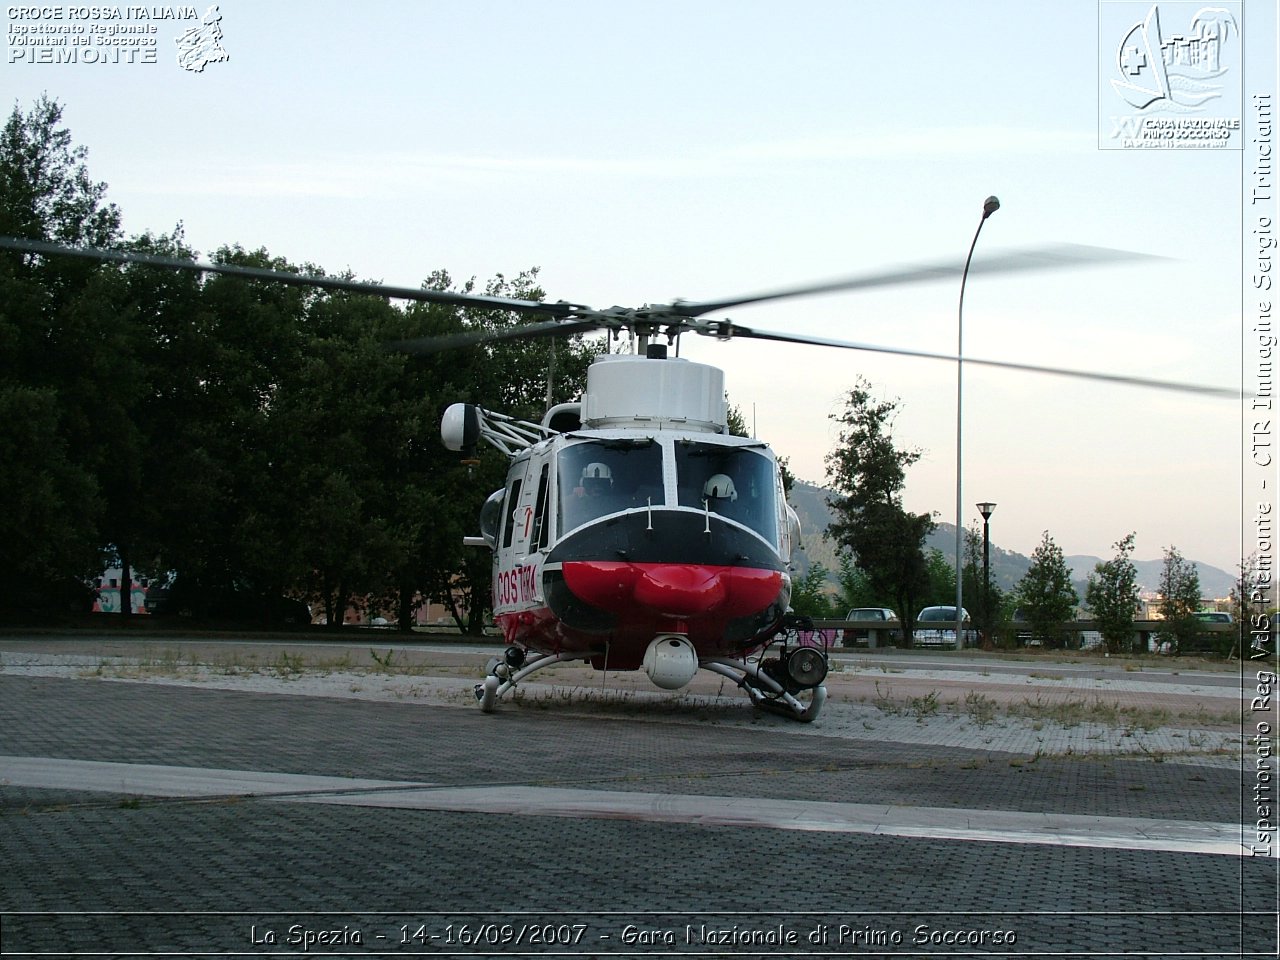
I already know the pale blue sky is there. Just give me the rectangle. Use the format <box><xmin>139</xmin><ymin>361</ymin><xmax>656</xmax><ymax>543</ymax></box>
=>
<box><xmin>4</xmin><ymin>0</ymin><xmax>1272</xmax><ymax>578</ymax></box>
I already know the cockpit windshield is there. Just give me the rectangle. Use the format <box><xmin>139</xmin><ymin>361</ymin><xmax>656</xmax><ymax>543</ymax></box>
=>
<box><xmin>558</xmin><ymin>438</ymin><xmax>663</xmax><ymax>534</ymax></box>
<box><xmin>674</xmin><ymin>440</ymin><xmax>778</xmax><ymax>543</ymax></box>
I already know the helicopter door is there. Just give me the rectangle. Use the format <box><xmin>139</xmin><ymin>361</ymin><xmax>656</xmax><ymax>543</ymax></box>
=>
<box><xmin>495</xmin><ymin>456</ymin><xmax>552</xmax><ymax>612</ymax></box>
<box><xmin>500</xmin><ymin>476</ymin><xmax>524</xmax><ymax>552</ymax></box>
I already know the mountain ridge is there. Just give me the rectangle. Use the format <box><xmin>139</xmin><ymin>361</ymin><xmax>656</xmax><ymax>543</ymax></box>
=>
<box><xmin>787</xmin><ymin>479</ymin><xmax>1235</xmax><ymax>600</ymax></box>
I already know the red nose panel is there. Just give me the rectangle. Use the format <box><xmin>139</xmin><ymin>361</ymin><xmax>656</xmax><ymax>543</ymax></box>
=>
<box><xmin>562</xmin><ymin>561</ymin><xmax>782</xmax><ymax>622</ymax></box>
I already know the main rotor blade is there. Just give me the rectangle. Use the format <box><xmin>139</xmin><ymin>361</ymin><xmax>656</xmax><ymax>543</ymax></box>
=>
<box><xmin>0</xmin><ymin>236</ymin><xmax>580</xmax><ymax>317</ymax></box>
<box><xmin>388</xmin><ymin>316</ymin><xmax>608</xmax><ymax>354</ymax></box>
<box><xmin>673</xmin><ymin>244</ymin><xmax>1166</xmax><ymax>317</ymax></box>
<box><xmin>710</xmin><ymin>323</ymin><xmax>1234</xmax><ymax>398</ymax></box>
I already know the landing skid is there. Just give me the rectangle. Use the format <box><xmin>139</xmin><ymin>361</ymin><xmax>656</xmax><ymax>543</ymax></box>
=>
<box><xmin>703</xmin><ymin>658</ymin><xmax>827</xmax><ymax>723</ymax></box>
<box><xmin>474</xmin><ymin>651</ymin><xmax>589</xmax><ymax>712</ymax></box>
<box><xmin>475</xmin><ymin>649</ymin><xmax>825</xmax><ymax>722</ymax></box>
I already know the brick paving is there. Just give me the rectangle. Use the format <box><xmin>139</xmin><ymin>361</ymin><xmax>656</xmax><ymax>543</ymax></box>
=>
<box><xmin>0</xmin><ymin>636</ymin><xmax>1275</xmax><ymax>958</ymax></box>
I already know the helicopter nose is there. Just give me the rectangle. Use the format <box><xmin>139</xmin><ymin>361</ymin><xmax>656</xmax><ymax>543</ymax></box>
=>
<box><xmin>633</xmin><ymin>565</ymin><xmax>727</xmax><ymax>617</ymax></box>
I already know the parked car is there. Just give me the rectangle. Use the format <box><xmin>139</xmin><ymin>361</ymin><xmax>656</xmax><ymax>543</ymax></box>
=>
<box><xmin>841</xmin><ymin>607</ymin><xmax>898</xmax><ymax>646</ymax></box>
<box><xmin>913</xmin><ymin>605</ymin><xmax>976</xmax><ymax>648</ymax></box>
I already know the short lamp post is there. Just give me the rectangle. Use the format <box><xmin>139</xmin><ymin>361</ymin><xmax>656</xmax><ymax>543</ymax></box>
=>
<box><xmin>977</xmin><ymin>502</ymin><xmax>997</xmax><ymax>646</ymax></box>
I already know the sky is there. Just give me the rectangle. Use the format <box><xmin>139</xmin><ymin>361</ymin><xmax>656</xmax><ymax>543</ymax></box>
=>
<box><xmin>3</xmin><ymin>0</ymin><xmax>1275</xmax><ymax>580</ymax></box>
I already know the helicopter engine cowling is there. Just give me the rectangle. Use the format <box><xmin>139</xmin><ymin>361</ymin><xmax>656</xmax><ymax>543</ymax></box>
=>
<box><xmin>642</xmin><ymin>634</ymin><xmax>700</xmax><ymax>690</ymax></box>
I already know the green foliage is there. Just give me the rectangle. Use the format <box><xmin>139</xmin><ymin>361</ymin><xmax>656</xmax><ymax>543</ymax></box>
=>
<box><xmin>1230</xmin><ymin>554</ymin><xmax>1272</xmax><ymax>658</ymax></box>
<box><xmin>1085</xmin><ymin>532</ymin><xmax>1140</xmax><ymax>654</ymax></box>
<box><xmin>835</xmin><ymin>553</ymin><xmax>880</xmax><ymax>611</ymax></box>
<box><xmin>0</xmin><ymin>97</ymin><xmax>125</xmax><ymax>613</ymax></box>
<box><xmin>725</xmin><ymin>399</ymin><xmax>749</xmax><ymax>438</ymax></box>
<box><xmin>824</xmin><ymin>377</ymin><xmax>933</xmax><ymax>642</ymax></box>
<box><xmin>962</xmin><ymin>523</ymin><xmax>1004</xmax><ymax>645</ymax></box>
<box><xmin>0</xmin><ymin>93</ymin><xmax>120</xmax><ymax>245</ymax></box>
<box><xmin>924</xmin><ymin>547</ymin><xmax>956</xmax><ymax>606</ymax></box>
<box><xmin>0</xmin><ymin>95</ymin><xmax>603</xmax><ymax>629</ymax></box>
<box><xmin>1157</xmin><ymin>545</ymin><xmax>1203</xmax><ymax>651</ymax></box>
<box><xmin>789</xmin><ymin>563</ymin><xmax>836</xmax><ymax>618</ymax></box>
<box><xmin>1015</xmin><ymin>531</ymin><xmax>1079</xmax><ymax>649</ymax></box>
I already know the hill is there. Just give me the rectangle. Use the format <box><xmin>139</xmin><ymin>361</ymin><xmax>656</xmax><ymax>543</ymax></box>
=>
<box><xmin>787</xmin><ymin>479</ymin><xmax>1235</xmax><ymax>601</ymax></box>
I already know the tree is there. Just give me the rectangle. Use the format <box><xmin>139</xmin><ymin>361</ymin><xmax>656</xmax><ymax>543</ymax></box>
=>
<box><xmin>962</xmin><ymin>523</ymin><xmax>1004</xmax><ymax>647</ymax></box>
<box><xmin>1230</xmin><ymin>554</ymin><xmax>1271</xmax><ymax>659</ymax></box>
<box><xmin>790</xmin><ymin>562</ymin><xmax>836</xmax><ymax>618</ymax></box>
<box><xmin>835</xmin><ymin>553</ymin><xmax>879</xmax><ymax>611</ymax></box>
<box><xmin>0</xmin><ymin>96</ymin><xmax>126</xmax><ymax>613</ymax></box>
<box><xmin>1085</xmin><ymin>533</ymin><xmax>1140</xmax><ymax>654</ymax></box>
<box><xmin>0</xmin><ymin>94</ymin><xmax>120</xmax><ymax>245</ymax></box>
<box><xmin>924</xmin><ymin>547</ymin><xmax>956</xmax><ymax>606</ymax></box>
<box><xmin>1016</xmin><ymin>531</ymin><xmax>1078</xmax><ymax>649</ymax></box>
<box><xmin>825</xmin><ymin>377</ymin><xmax>933</xmax><ymax>643</ymax></box>
<box><xmin>0</xmin><ymin>94</ymin><xmax>619</xmax><ymax>629</ymax></box>
<box><xmin>1157</xmin><ymin>545</ymin><xmax>1202</xmax><ymax>652</ymax></box>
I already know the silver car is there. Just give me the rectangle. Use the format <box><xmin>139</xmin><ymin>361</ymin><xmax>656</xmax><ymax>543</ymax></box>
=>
<box><xmin>842</xmin><ymin>607</ymin><xmax>899</xmax><ymax>645</ymax></box>
<box><xmin>913</xmin><ymin>605</ymin><xmax>976</xmax><ymax>648</ymax></box>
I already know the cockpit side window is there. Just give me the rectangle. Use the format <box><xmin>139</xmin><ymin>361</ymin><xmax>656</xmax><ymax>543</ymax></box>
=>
<box><xmin>501</xmin><ymin>477</ymin><xmax>523</xmax><ymax>549</ymax></box>
<box><xmin>532</xmin><ymin>463</ymin><xmax>551</xmax><ymax>551</ymax></box>
<box><xmin>479</xmin><ymin>489</ymin><xmax>504</xmax><ymax>547</ymax></box>
<box><xmin>674</xmin><ymin>441</ymin><xmax>778</xmax><ymax>543</ymax></box>
<box><xmin>558</xmin><ymin>438</ymin><xmax>663</xmax><ymax>534</ymax></box>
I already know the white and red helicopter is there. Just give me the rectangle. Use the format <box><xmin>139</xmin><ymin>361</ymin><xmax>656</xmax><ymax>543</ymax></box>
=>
<box><xmin>0</xmin><ymin>233</ymin><xmax>1231</xmax><ymax>722</ymax></box>
<box><xmin>438</xmin><ymin>343</ymin><xmax>827</xmax><ymax>719</ymax></box>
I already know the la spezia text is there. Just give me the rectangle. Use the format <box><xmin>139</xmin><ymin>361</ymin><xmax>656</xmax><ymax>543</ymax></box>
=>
<box><xmin>247</xmin><ymin>921</ymin><xmax>1019</xmax><ymax>950</ymax></box>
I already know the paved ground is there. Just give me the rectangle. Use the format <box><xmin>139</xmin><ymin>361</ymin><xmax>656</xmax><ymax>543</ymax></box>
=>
<box><xmin>0</xmin><ymin>634</ymin><xmax>1276</xmax><ymax>958</ymax></box>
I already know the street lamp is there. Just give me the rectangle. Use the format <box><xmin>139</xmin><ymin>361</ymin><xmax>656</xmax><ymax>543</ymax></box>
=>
<box><xmin>955</xmin><ymin>196</ymin><xmax>999</xmax><ymax>650</ymax></box>
<box><xmin>977</xmin><ymin>501</ymin><xmax>997</xmax><ymax>646</ymax></box>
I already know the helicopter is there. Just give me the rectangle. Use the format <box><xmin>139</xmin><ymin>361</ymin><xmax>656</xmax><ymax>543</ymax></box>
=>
<box><xmin>0</xmin><ymin>233</ymin><xmax>1233</xmax><ymax>722</ymax></box>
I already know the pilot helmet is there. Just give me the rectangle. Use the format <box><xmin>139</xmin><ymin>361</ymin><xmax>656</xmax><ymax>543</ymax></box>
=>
<box><xmin>581</xmin><ymin>462</ymin><xmax>612</xmax><ymax>494</ymax></box>
<box><xmin>703</xmin><ymin>473</ymin><xmax>737</xmax><ymax>501</ymax></box>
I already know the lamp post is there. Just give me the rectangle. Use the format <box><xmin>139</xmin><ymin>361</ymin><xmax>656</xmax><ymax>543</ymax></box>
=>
<box><xmin>954</xmin><ymin>196</ymin><xmax>1000</xmax><ymax>650</ymax></box>
<box><xmin>977</xmin><ymin>501</ymin><xmax>996</xmax><ymax>646</ymax></box>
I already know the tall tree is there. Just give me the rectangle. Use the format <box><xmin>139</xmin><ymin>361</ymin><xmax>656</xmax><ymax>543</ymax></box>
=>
<box><xmin>1085</xmin><ymin>532</ymin><xmax>1140</xmax><ymax>654</ymax></box>
<box><xmin>0</xmin><ymin>95</ymin><xmax>125</xmax><ymax>613</ymax></box>
<box><xmin>825</xmin><ymin>377</ymin><xmax>933</xmax><ymax>644</ymax></box>
<box><xmin>1016</xmin><ymin>531</ymin><xmax>1078</xmax><ymax>649</ymax></box>
<box><xmin>1157</xmin><ymin>545</ymin><xmax>1202</xmax><ymax>651</ymax></box>
<box><xmin>0</xmin><ymin>94</ymin><xmax>120</xmax><ymax>245</ymax></box>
